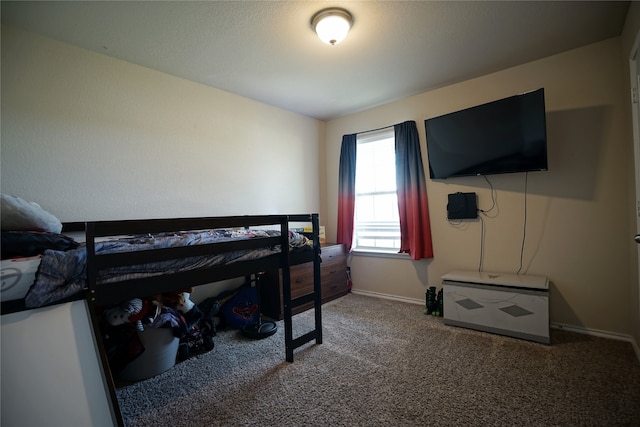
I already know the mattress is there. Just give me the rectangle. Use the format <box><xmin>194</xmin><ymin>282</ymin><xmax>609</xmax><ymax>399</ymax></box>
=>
<box><xmin>25</xmin><ymin>228</ymin><xmax>312</xmax><ymax>309</ymax></box>
<box><xmin>1</xmin><ymin>256</ymin><xmax>41</xmax><ymax>302</ymax></box>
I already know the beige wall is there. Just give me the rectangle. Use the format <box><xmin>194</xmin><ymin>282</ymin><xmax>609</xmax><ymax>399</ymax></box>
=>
<box><xmin>1</xmin><ymin>25</ymin><xmax>323</xmax><ymax>222</ymax></box>
<box><xmin>326</xmin><ymin>37</ymin><xmax>635</xmax><ymax>337</ymax></box>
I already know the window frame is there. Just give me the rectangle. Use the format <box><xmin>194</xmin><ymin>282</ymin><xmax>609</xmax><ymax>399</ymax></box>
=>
<box><xmin>352</xmin><ymin>127</ymin><xmax>403</xmax><ymax>255</ymax></box>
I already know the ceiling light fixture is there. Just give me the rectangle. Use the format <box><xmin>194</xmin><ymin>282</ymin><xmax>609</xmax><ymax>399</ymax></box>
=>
<box><xmin>311</xmin><ymin>8</ymin><xmax>353</xmax><ymax>46</ymax></box>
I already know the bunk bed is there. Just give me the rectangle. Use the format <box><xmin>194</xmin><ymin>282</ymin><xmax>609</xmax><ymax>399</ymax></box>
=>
<box><xmin>2</xmin><ymin>213</ymin><xmax>323</xmax><ymax>427</ymax></box>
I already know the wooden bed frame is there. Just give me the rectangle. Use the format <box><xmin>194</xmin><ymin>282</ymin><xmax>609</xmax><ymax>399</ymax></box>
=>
<box><xmin>10</xmin><ymin>213</ymin><xmax>323</xmax><ymax>427</ymax></box>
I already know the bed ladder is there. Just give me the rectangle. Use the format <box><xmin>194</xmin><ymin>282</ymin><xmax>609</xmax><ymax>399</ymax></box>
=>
<box><xmin>282</xmin><ymin>214</ymin><xmax>323</xmax><ymax>362</ymax></box>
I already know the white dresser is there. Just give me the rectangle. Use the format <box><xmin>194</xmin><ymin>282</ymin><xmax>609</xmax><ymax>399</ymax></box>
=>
<box><xmin>1</xmin><ymin>300</ymin><xmax>116</xmax><ymax>426</ymax></box>
<box><xmin>442</xmin><ymin>270</ymin><xmax>550</xmax><ymax>344</ymax></box>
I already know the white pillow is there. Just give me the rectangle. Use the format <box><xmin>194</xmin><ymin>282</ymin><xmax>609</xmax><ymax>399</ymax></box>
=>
<box><xmin>1</xmin><ymin>194</ymin><xmax>63</xmax><ymax>234</ymax></box>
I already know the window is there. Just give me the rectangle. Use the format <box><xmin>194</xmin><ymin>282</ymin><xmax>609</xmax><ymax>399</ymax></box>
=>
<box><xmin>353</xmin><ymin>128</ymin><xmax>401</xmax><ymax>252</ymax></box>
<box><xmin>337</xmin><ymin>121</ymin><xmax>433</xmax><ymax>260</ymax></box>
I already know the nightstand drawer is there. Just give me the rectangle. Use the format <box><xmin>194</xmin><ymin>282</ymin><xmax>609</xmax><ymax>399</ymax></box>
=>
<box><xmin>322</xmin><ymin>276</ymin><xmax>347</xmax><ymax>299</ymax></box>
<box><xmin>290</xmin><ymin>263</ymin><xmax>314</xmax><ymax>299</ymax></box>
<box><xmin>321</xmin><ymin>244</ymin><xmax>344</xmax><ymax>263</ymax></box>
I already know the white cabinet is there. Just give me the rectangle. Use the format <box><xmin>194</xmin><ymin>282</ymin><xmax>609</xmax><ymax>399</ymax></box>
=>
<box><xmin>442</xmin><ymin>270</ymin><xmax>550</xmax><ymax>344</ymax></box>
<box><xmin>1</xmin><ymin>300</ymin><xmax>116</xmax><ymax>427</ymax></box>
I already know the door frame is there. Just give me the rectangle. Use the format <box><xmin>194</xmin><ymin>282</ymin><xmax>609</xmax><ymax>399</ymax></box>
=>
<box><xmin>627</xmin><ymin>28</ymin><xmax>640</xmax><ymax>359</ymax></box>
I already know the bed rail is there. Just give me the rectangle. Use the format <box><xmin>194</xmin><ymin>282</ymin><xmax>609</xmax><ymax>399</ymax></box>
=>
<box><xmin>85</xmin><ymin>215</ymin><xmax>295</xmax><ymax>304</ymax></box>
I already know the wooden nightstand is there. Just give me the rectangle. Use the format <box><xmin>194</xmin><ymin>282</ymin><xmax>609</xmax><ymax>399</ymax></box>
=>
<box><xmin>260</xmin><ymin>243</ymin><xmax>348</xmax><ymax>320</ymax></box>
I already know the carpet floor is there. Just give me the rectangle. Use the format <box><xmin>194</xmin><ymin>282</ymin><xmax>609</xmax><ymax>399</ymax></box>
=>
<box><xmin>116</xmin><ymin>293</ymin><xmax>640</xmax><ymax>426</ymax></box>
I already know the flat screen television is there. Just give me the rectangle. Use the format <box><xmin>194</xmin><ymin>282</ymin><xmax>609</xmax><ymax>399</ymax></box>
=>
<box><xmin>424</xmin><ymin>88</ymin><xmax>548</xmax><ymax>179</ymax></box>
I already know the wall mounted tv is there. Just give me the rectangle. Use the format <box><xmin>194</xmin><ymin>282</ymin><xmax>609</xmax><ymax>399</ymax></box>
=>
<box><xmin>424</xmin><ymin>88</ymin><xmax>548</xmax><ymax>179</ymax></box>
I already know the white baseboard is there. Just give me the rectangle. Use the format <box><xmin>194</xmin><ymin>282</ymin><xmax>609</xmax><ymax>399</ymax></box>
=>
<box><xmin>551</xmin><ymin>322</ymin><xmax>640</xmax><ymax>363</ymax></box>
<box><xmin>350</xmin><ymin>289</ymin><xmax>640</xmax><ymax>363</ymax></box>
<box><xmin>351</xmin><ymin>289</ymin><xmax>424</xmax><ymax>306</ymax></box>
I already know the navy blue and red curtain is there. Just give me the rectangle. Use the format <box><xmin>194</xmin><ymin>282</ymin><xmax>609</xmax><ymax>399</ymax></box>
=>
<box><xmin>336</xmin><ymin>133</ymin><xmax>357</xmax><ymax>249</ymax></box>
<box><xmin>336</xmin><ymin>120</ymin><xmax>433</xmax><ymax>260</ymax></box>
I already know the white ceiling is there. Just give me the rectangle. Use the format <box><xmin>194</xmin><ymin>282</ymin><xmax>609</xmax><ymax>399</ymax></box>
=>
<box><xmin>1</xmin><ymin>1</ymin><xmax>631</xmax><ymax>121</ymax></box>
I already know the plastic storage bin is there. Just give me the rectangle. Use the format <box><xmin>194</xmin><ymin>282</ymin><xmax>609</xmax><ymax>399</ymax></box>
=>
<box><xmin>117</xmin><ymin>327</ymin><xmax>180</xmax><ymax>382</ymax></box>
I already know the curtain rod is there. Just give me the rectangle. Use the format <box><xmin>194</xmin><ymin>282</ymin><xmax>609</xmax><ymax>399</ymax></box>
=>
<box><xmin>354</xmin><ymin>124</ymin><xmax>394</xmax><ymax>136</ymax></box>
<box><xmin>351</xmin><ymin>120</ymin><xmax>414</xmax><ymax>137</ymax></box>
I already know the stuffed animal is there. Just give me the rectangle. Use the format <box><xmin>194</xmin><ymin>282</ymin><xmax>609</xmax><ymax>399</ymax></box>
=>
<box><xmin>104</xmin><ymin>298</ymin><xmax>156</xmax><ymax>331</ymax></box>
<box><xmin>175</xmin><ymin>291</ymin><xmax>196</xmax><ymax>314</ymax></box>
<box><xmin>161</xmin><ymin>287</ymin><xmax>194</xmax><ymax>311</ymax></box>
<box><xmin>175</xmin><ymin>292</ymin><xmax>202</xmax><ymax>328</ymax></box>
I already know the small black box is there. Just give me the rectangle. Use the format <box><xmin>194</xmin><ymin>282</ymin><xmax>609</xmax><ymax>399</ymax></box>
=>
<box><xmin>447</xmin><ymin>192</ymin><xmax>477</xmax><ymax>220</ymax></box>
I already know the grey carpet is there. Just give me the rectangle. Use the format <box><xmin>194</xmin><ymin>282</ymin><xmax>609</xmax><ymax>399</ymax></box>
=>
<box><xmin>116</xmin><ymin>293</ymin><xmax>640</xmax><ymax>426</ymax></box>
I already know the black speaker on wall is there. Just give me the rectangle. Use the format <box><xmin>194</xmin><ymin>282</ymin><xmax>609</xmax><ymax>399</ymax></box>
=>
<box><xmin>447</xmin><ymin>192</ymin><xmax>478</xmax><ymax>220</ymax></box>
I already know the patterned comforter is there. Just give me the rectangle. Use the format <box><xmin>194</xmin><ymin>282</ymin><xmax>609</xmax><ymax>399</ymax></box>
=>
<box><xmin>25</xmin><ymin>229</ymin><xmax>310</xmax><ymax>309</ymax></box>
